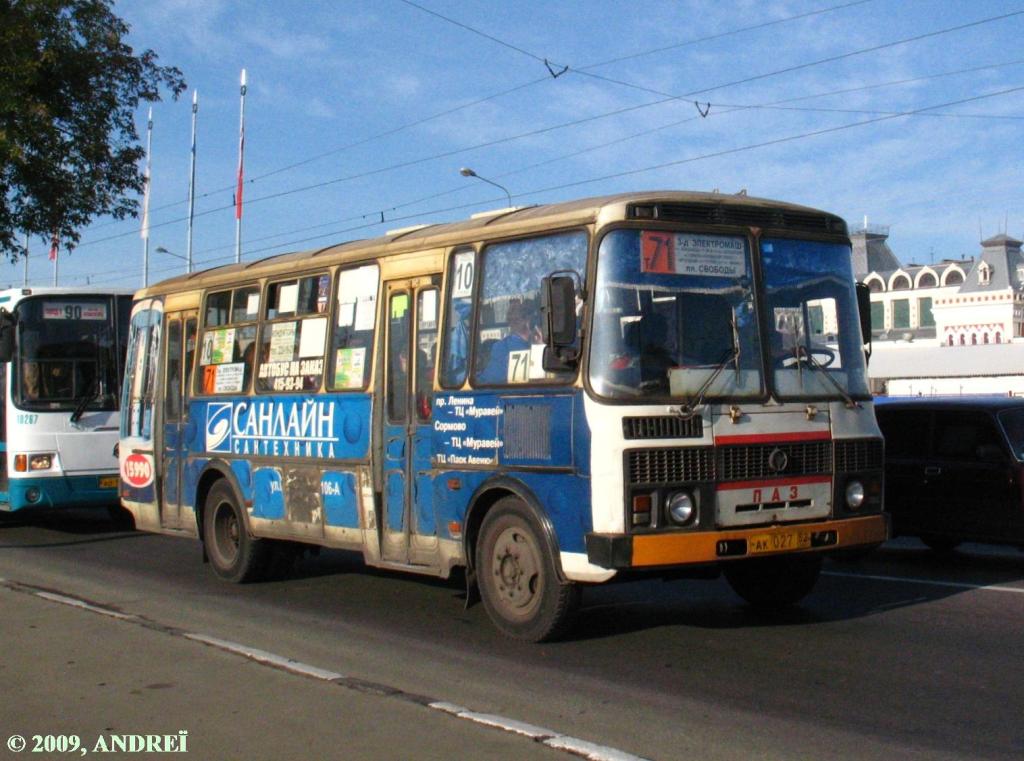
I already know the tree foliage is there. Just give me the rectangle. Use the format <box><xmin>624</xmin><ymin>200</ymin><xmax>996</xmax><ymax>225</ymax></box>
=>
<box><xmin>0</xmin><ymin>0</ymin><xmax>185</xmax><ymax>261</ymax></box>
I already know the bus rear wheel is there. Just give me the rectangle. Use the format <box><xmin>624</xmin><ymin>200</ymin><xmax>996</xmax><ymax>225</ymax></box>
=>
<box><xmin>476</xmin><ymin>497</ymin><xmax>579</xmax><ymax>642</ymax></box>
<box><xmin>203</xmin><ymin>481</ymin><xmax>270</xmax><ymax>583</ymax></box>
<box><xmin>724</xmin><ymin>553</ymin><xmax>822</xmax><ymax>610</ymax></box>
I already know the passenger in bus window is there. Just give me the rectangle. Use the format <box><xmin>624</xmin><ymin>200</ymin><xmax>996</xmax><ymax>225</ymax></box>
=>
<box><xmin>478</xmin><ymin>300</ymin><xmax>541</xmax><ymax>384</ymax></box>
<box><xmin>22</xmin><ymin>362</ymin><xmax>41</xmax><ymax>400</ymax></box>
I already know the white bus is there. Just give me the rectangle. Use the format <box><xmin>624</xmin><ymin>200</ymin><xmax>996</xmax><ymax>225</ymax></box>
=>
<box><xmin>0</xmin><ymin>288</ymin><xmax>132</xmax><ymax>516</ymax></box>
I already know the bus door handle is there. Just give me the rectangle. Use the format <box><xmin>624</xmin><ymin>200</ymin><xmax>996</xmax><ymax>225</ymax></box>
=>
<box><xmin>924</xmin><ymin>466</ymin><xmax>941</xmax><ymax>476</ymax></box>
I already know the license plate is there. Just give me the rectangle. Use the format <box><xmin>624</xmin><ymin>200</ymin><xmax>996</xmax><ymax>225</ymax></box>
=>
<box><xmin>99</xmin><ymin>476</ymin><xmax>119</xmax><ymax>489</ymax></box>
<box><xmin>748</xmin><ymin>529</ymin><xmax>811</xmax><ymax>555</ymax></box>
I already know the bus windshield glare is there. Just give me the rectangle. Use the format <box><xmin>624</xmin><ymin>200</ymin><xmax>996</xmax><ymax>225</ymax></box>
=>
<box><xmin>15</xmin><ymin>296</ymin><xmax>123</xmax><ymax>411</ymax></box>
<box><xmin>590</xmin><ymin>229</ymin><xmax>764</xmax><ymax>400</ymax></box>
<box><xmin>761</xmin><ymin>238</ymin><xmax>869</xmax><ymax>400</ymax></box>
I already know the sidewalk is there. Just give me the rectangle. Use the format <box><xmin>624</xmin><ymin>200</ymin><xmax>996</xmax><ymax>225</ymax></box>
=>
<box><xmin>0</xmin><ymin>586</ymin><xmax>560</xmax><ymax>761</ymax></box>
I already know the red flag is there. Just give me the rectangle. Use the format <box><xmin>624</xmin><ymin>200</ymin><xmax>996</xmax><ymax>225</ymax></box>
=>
<box><xmin>49</xmin><ymin>233</ymin><xmax>58</xmax><ymax>262</ymax></box>
<box><xmin>235</xmin><ymin>69</ymin><xmax>247</xmax><ymax>221</ymax></box>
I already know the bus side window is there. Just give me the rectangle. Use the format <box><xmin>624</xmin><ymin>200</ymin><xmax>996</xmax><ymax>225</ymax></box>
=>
<box><xmin>329</xmin><ymin>264</ymin><xmax>379</xmax><ymax>391</ymax></box>
<box><xmin>416</xmin><ymin>288</ymin><xmax>438</xmax><ymax>421</ymax></box>
<box><xmin>256</xmin><ymin>273</ymin><xmax>329</xmax><ymax>394</ymax></box>
<box><xmin>441</xmin><ymin>249</ymin><xmax>474</xmax><ymax>388</ymax></box>
<box><xmin>197</xmin><ymin>286</ymin><xmax>259</xmax><ymax>396</ymax></box>
<box><xmin>472</xmin><ymin>231</ymin><xmax>587</xmax><ymax>386</ymax></box>
<box><xmin>164</xmin><ymin>320</ymin><xmax>182</xmax><ymax>421</ymax></box>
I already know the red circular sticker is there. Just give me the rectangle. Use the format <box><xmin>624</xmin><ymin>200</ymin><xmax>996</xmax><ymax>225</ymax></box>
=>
<box><xmin>121</xmin><ymin>453</ymin><xmax>154</xmax><ymax>488</ymax></box>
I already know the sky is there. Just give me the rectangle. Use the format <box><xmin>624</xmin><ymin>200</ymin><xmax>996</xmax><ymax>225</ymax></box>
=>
<box><xmin>15</xmin><ymin>0</ymin><xmax>1024</xmax><ymax>290</ymax></box>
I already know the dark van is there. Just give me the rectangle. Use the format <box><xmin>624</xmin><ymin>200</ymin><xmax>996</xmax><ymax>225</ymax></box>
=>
<box><xmin>875</xmin><ymin>396</ymin><xmax>1024</xmax><ymax>551</ymax></box>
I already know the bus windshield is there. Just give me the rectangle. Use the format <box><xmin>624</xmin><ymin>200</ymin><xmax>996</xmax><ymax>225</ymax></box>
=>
<box><xmin>14</xmin><ymin>296</ymin><xmax>124</xmax><ymax>412</ymax></box>
<box><xmin>761</xmin><ymin>238</ymin><xmax>870</xmax><ymax>400</ymax></box>
<box><xmin>590</xmin><ymin>229</ymin><xmax>764</xmax><ymax>400</ymax></box>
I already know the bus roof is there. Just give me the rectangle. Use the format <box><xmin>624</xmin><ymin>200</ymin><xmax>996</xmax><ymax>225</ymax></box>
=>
<box><xmin>0</xmin><ymin>286</ymin><xmax>134</xmax><ymax>307</ymax></box>
<box><xmin>134</xmin><ymin>190</ymin><xmax>845</xmax><ymax>298</ymax></box>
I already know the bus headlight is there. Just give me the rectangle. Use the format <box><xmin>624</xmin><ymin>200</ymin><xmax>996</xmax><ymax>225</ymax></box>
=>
<box><xmin>667</xmin><ymin>491</ymin><xmax>696</xmax><ymax>525</ymax></box>
<box><xmin>845</xmin><ymin>480</ymin><xmax>865</xmax><ymax>510</ymax></box>
<box><xmin>29</xmin><ymin>453</ymin><xmax>54</xmax><ymax>471</ymax></box>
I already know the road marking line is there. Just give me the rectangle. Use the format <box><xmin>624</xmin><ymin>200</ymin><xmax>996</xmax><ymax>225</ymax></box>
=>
<box><xmin>8</xmin><ymin>581</ymin><xmax>653</xmax><ymax>761</ymax></box>
<box><xmin>545</xmin><ymin>735</ymin><xmax>649</xmax><ymax>761</ymax></box>
<box><xmin>183</xmin><ymin>633</ymin><xmax>345</xmax><ymax>681</ymax></box>
<box><xmin>429</xmin><ymin>701</ymin><xmax>650</xmax><ymax>760</ymax></box>
<box><xmin>33</xmin><ymin>591</ymin><xmax>138</xmax><ymax>620</ymax></box>
<box><xmin>824</xmin><ymin>571</ymin><xmax>1024</xmax><ymax>595</ymax></box>
<box><xmin>428</xmin><ymin>702</ymin><xmax>555</xmax><ymax>739</ymax></box>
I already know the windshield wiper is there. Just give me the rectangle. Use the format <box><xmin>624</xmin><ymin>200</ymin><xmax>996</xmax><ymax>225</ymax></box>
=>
<box><xmin>793</xmin><ymin>346</ymin><xmax>860</xmax><ymax>409</ymax></box>
<box><xmin>676</xmin><ymin>317</ymin><xmax>741</xmax><ymax>419</ymax></box>
<box><xmin>69</xmin><ymin>378</ymin><xmax>98</xmax><ymax>424</ymax></box>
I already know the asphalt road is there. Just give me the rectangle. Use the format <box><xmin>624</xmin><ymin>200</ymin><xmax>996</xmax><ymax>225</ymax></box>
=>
<box><xmin>1</xmin><ymin>509</ymin><xmax>1022</xmax><ymax>760</ymax></box>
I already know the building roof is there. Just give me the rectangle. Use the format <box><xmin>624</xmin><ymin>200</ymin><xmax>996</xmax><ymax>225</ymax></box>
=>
<box><xmin>869</xmin><ymin>342</ymin><xmax>1024</xmax><ymax>379</ymax></box>
<box><xmin>958</xmin><ymin>234</ymin><xmax>1024</xmax><ymax>293</ymax></box>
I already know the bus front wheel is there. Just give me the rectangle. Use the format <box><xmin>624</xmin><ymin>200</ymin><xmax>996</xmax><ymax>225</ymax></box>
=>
<box><xmin>203</xmin><ymin>481</ymin><xmax>270</xmax><ymax>583</ymax></box>
<box><xmin>476</xmin><ymin>497</ymin><xmax>579</xmax><ymax>642</ymax></box>
<box><xmin>724</xmin><ymin>554</ymin><xmax>822</xmax><ymax>610</ymax></box>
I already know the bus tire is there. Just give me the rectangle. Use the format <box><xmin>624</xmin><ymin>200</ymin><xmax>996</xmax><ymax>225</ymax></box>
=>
<box><xmin>724</xmin><ymin>553</ymin><xmax>822</xmax><ymax>611</ymax></box>
<box><xmin>203</xmin><ymin>481</ymin><xmax>270</xmax><ymax>583</ymax></box>
<box><xmin>476</xmin><ymin>497</ymin><xmax>579</xmax><ymax>642</ymax></box>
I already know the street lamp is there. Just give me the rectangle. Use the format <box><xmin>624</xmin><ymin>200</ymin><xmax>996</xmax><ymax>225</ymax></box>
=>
<box><xmin>155</xmin><ymin>246</ymin><xmax>187</xmax><ymax>262</ymax></box>
<box><xmin>459</xmin><ymin>167</ymin><xmax>513</xmax><ymax>208</ymax></box>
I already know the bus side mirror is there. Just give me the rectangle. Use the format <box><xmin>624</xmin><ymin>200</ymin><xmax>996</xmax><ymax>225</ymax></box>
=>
<box><xmin>540</xmin><ymin>275</ymin><xmax>578</xmax><ymax>372</ymax></box>
<box><xmin>0</xmin><ymin>309</ymin><xmax>15</xmax><ymax>363</ymax></box>
<box><xmin>855</xmin><ymin>282</ymin><xmax>873</xmax><ymax>363</ymax></box>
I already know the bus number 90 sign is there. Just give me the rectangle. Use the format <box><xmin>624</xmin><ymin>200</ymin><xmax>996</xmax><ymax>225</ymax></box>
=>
<box><xmin>122</xmin><ymin>453</ymin><xmax>154</xmax><ymax>488</ymax></box>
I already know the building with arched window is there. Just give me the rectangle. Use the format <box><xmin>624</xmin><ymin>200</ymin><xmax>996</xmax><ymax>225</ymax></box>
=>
<box><xmin>855</xmin><ymin>225</ymin><xmax>1024</xmax><ymax>346</ymax></box>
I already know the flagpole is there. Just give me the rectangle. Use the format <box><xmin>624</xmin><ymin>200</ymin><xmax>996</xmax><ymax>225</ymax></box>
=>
<box><xmin>186</xmin><ymin>90</ymin><xmax>198</xmax><ymax>274</ymax></box>
<box><xmin>234</xmin><ymin>69</ymin><xmax>247</xmax><ymax>264</ymax></box>
<box><xmin>141</xmin><ymin>107</ymin><xmax>153</xmax><ymax>286</ymax></box>
<box><xmin>23</xmin><ymin>233</ymin><xmax>28</xmax><ymax>287</ymax></box>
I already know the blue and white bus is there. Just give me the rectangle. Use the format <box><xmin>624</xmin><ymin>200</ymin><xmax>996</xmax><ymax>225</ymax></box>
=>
<box><xmin>119</xmin><ymin>192</ymin><xmax>887</xmax><ymax>640</ymax></box>
<box><xmin>0</xmin><ymin>288</ymin><xmax>132</xmax><ymax>515</ymax></box>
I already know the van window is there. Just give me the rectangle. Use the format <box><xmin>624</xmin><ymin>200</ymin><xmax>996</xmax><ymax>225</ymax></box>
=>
<box><xmin>877</xmin><ymin>409</ymin><xmax>931</xmax><ymax>458</ymax></box>
<box><xmin>933</xmin><ymin>411</ymin><xmax>1004</xmax><ymax>462</ymax></box>
<box><xmin>998</xmin><ymin>408</ymin><xmax>1024</xmax><ymax>460</ymax></box>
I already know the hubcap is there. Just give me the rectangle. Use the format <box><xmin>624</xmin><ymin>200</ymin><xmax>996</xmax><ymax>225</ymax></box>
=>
<box><xmin>214</xmin><ymin>502</ymin><xmax>240</xmax><ymax>565</ymax></box>
<box><xmin>490</xmin><ymin>525</ymin><xmax>541</xmax><ymax>617</ymax></box>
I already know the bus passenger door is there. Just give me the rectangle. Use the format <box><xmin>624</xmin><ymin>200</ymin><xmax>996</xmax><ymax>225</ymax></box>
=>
<box><xmin>159</xmin><ymin>311</ymin><xmax>197</xmax><ymax>530</ymax></box>
<box><xmin>381</xmin><ymin>279</ymin><xmax>439</xmax><ymax>565</ymax></box>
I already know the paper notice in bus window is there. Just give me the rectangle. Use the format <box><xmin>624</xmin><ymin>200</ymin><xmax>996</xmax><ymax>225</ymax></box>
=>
<box><xmin>507</xmin><ymin>349</ymin><xmax>530</xmax><ymax>383</ymax></box>
<box><xmin>200</xmin><ymin>333</ymin><xmax>214</xmax><ymax>365</ymax></box>
<box><xmin>640</xmin><ymin>231</ymin><xmax>676</xmax><ymax>273</ymax></box>
<box><xmin>355</xmin><ymin>298</ymin><xmax>376</xmax><ymax>331</ymax></box>
<box><xmin>334</xmin><ymin>347</ymin><xmax>366</xmax><ymax>388</ymax></box>
<box><xmin>246</xmin><ymin>293</ymin><xmax>260</xmax><ymax>318</ymax></box>
<box><xmin>202</xmin><ymin>365</ymin><xmax>217</xmax><ymax>394</ymax></box>
<box><xmin>528</xmin><ymin>343</ymin><xmax>548</xmax><ymax>380</ymax></box>
<box><xmin>299</xmin><ymin>317</ymin><xmax>327</xmax><ymax>358</ymax></box>
<box><xmin>675</xmin><ymin>234</ymin><xmax>746</xmax><ymax>277</ymax></box>
<box><xmin>211</xmin><ymin>328</ymin><xmax>235</xmax><ymax>364</ymax></box>
<box><xmin>278</xmin><ymin>283</ymin><xmax>299</xmax><ymax>314</ymax></box>
<box><xmin>452</xmin><ymin>252</ymin><xmax>475</xmax><ymax>298</ymax></box>
<box><xmin>420</xmin><ymin>290</ymin><xmax>437</xmax><ymax>327</ymax></box>
<box><xmin>337</xmin><ymin>301</ymin><xmax>355</xmax><ymax>328</ymax></box>
<box><xmin>269</xmin><ymin>321</ymin><xmax>297</xmax><ymax>362</ymax></box>
<box><xmin>214</xmin><ymin>362</ymin><xmax>245</xmax><ymax>393</ymax></box>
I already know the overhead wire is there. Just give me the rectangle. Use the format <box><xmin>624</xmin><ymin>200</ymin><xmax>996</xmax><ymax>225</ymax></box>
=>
<box><xmin>83</xmin><ymin>0</ymin><xmax>879</xmax><ymax>232</ymax></box>
<box><xmin>76</xmin><ymin>82</ymin><xmax>1024</xmax><ymax>288</ymax></box>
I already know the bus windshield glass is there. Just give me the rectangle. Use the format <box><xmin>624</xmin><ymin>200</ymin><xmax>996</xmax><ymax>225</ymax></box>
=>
<box><xmin>15</xmin><ymin>296</ymin><xmax>122</xmax><ymax>411</ymax></box>
<box><xmin>761</xmin><ymin>238</ymin><xmax>869</xmax><ymax>400</ymax></box>
<box><xmin>590</xmin><ymin>229</ymin><xmax>764</xmax><ymax>400</ymax></box>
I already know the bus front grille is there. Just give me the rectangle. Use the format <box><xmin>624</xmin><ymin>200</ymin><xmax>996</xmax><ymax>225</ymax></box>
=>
<box><xmin>622</xmin><ymin>415</ymin><xmax>703</xmax><ymax>440</ymax></box>
<box><xmin>627</xmin><ymin>447</ymin><xmax>715</xmax><ymax>485</ymax></box>
<box><xmin>833</xmin><ymin>438</ymin><xmax>883</xmax><ymax>471</ymax></box>
<box><xmin>718</xmin><ymin>441</ymin><xmax>832</xmax><ymax>481</ymax></box>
